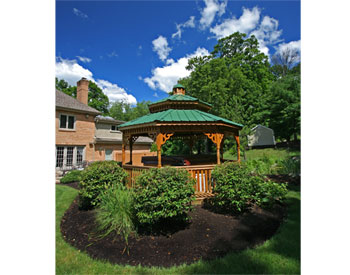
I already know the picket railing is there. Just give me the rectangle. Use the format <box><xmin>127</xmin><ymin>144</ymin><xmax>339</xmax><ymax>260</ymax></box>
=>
<box><xmin>123</xmin><ymin>164</ymin><xmax>215</xmax><ymax>196</ymax></box>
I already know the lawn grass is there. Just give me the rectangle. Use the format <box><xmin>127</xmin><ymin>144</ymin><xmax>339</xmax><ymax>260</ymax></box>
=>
<box><xmin>56</xmin><ymin>184</ymin><xmax>300</xmax><ymax>274</ymax></box>
<box><xmin>224</xmin><ymin>148</ymin><xmax>300</xmax><ymax>161</ymax></box>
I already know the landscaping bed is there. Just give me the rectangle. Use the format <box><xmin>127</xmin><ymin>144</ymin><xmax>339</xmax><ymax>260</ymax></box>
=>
<box><xmin>60</xmin><ymin>197</ymin><xmax>285</xmax><ymax>267</ymax></box>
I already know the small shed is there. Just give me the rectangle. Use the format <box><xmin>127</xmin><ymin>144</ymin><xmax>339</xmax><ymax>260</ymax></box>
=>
<box><xmin>248</xmin><ymin>125</ymin><xmax>276</xmax><ymax>149</ymax></box>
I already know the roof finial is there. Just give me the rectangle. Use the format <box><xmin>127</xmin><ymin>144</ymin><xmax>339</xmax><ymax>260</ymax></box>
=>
<box><xmin>172</xmin><ymin>83</ymin><xmax>185</xmax><ymax>95</ymax></box>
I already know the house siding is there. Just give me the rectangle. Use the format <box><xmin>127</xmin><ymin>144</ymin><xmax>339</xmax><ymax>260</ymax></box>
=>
<box><xmin>95</xmin><ymin>123</ymin><xmax>123</xmax><ymax>139</ymax></box>
<box><xmin>56</xmin><ymin>110</ymin><xmax>96</xmax><ymax>162</ymax></box>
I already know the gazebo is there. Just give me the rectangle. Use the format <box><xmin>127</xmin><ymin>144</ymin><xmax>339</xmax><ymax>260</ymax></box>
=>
<box><xmin>118</xmin><ymin>84</ymin><xmax>243</xmax><ymax>196</ymax></box>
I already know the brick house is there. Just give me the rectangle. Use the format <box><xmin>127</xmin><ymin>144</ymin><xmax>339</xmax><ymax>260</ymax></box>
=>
<box><xmin>55</xmin><ymin>77</ymin><xmax>155</xmax><ymax>170</ymax></box>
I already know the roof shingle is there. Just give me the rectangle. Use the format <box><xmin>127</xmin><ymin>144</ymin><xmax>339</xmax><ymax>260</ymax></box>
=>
<box><xmin>56</xmin><ymin>89</ymin><xmax>101</xmax><ymax>115</ymax></box>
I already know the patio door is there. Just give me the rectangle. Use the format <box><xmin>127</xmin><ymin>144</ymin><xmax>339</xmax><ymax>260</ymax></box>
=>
<box><xmin>105</xmin><ymin>149</ymin><xmax>113</xmax><ymax>160</ymax></box>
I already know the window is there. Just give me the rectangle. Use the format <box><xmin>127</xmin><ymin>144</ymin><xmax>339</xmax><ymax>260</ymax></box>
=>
<box><xmin>59</xmin><ymin>114</ymin><xmax>75</xmax><ymax>129</ymax></box>
<box><xmin>76</xmin><ymin>147</ymin><xmax>84</xmax><ymax>166</ymax></box>
<box><xmin>105</xmin><ymin>149</ymin><xmax>113</xmax><ymax>160</ymax></box>
<box><xmin>66</xmin><ymin>147</ymin><xmax>74</xmax><ymax>166</ymax></box>
<box><xmin>56</xmin><ymin>147</ymin><xmax>64</xmax><ymax>168</ymax></box>
<box><xmin>111</xmin><ymin>125</ymin><xmax>117</xmax><ymax>131</ymax></box>
<box><xmin>56</xmin><ymin>146</ymin><xmax>85</xmax><ymax>169</ymax></box>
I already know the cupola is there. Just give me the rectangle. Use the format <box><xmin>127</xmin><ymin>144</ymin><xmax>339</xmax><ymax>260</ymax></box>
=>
<box><xmin>172</xmin><ymin>84</ymin><xmax>185</xmax><ymax>95</ymax></box>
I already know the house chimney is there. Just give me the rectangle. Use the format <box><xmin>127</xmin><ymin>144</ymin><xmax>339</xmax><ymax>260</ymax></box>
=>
<box><xmin>77</xmin><ymin>77</ymin><xmax>89</xmax><ymax>105</ymax></box>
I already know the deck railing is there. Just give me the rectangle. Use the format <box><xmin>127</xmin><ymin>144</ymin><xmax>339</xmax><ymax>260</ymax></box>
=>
<box><xmin>123</xmin><ymin>164</ymin><xmax>216</xmax><ymax>194</ymax></box>
<box><xmin>123</xmin><ymin>165</ymin><xmax>151</xmax><ymax>188</ymax></box>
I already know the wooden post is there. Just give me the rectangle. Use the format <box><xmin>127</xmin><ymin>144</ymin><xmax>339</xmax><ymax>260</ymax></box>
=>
<box><xmin>204</xmin><ymin>133</ymin><xmax>224</xmax><ymax>165</ymax></box>
<box><xmin>217</xmin><ymin>142</ymin><xmax>221</xmax><ymax>164</ymax></box>
<box><xmin>129</xmin><ymin>137</ymin><xmax>133</xmax><ymax>165</ymax></box>
<box><xmin>156</xmin><ymin>133</ymin><xmax>174</xmax><ymax>168</ymax></box>
<box><xmin>235</xmin><ymin>135</ymin><xmax>240</xmax><ymax>162</ymax></box>
<box><xmin>122</xmin><ymin>135</ymin><xmax>128</xmax><ymax>166</ymax></box>
<box><xmin>122</xmin><ymin>143</ymin><xmax>126</xmax><ymax>166</ymax></box>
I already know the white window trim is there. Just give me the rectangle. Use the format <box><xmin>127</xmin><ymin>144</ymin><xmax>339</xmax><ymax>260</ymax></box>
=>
<box><xmin>56</xmin><ymin>146</ymin><xmax>85</xmax><ymax>169</ymax></box>
<box><xmin>110</xmin><ymin>125</ymin><xmax>120</xmax><ymax>133</ymax></box>
<box><xmin>59</xmin><ymin>113</ymin><xmax>76</xmax><ymax>130</ymax></box>
<box><xmin>105</xmin><ymin>149</ymin><xmax>113</xmax><ymax>161</ymax></box>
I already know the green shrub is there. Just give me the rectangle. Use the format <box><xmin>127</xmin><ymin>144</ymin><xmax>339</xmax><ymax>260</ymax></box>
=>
<box><xmin>276</xmin><ymin>156</ymin><xmax>300</xmax><ymax>177</ymax></box>
<box><xmin>60</xmin><ymin>170</ymin><xmax>82</xmax><ymax>184</ymax></box>
<box><xmin>96</xmin><ymin>186</ymin><xmax>136</xmax><ymax>254</ymax></box>
<box><xmin>134</xmin><ymin>167</ymin><xmax>195</xmax><ymax>226</ymax></box>
<box><xmin>78</xmin><ymin>161</ymin><xmax>128</xmax><ymax>209</ymax></box>
<box><xmin>211</xmin><ymin>162</ymin><xmax>288</xmax><ymax>213</ymax></box>
<box><xmin>245</xmin><ymin>155</ymin><xmax>279</xmax><ymax>175</ymax></box>
<box><xmin>211</xmin><ymin>162</ymin><xmax>254</xmax><ymax>213</ymax></box>
<box><xmin>253</xmin><ymin>180</ymin><xmax>288</xmax><ymax>208</ymax></box>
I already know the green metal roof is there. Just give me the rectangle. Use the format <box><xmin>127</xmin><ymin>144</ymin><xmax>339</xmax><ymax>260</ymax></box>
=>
<box><xmin>118</xmin><ymin>109</ymin><xmax>243</xmax><ymax>128</ymax></box>
<box><xmin>173</xmin><ymin>83</ymin><xmax>185</xmax><ymax>89</ymax></box>
<box><xmin>149</xmin><ymin>94</ymin><xmax>212</xmax><ymax>107</ymax></box>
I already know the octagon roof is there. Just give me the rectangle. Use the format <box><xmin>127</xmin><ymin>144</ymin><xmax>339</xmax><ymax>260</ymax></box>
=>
<box><xmin>149</xmin><ymin>94</ymin><xmax>212</xmax><ymax>107</ymax></box>
<box><xmin>119</xmin><ymin>109</ymin><xmax>243</xmax><ymax>129</ymax></box>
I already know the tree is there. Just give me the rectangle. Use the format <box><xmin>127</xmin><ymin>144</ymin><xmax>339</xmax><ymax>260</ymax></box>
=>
<box><xmin>179</xmin><ymin>32</ymin><xmax>275</xmax><ymax>149</ymax></box>
<box><xmin>87</xmin><ymin>81</ymin><xmax>109</xmax><ymax>115</ymax></box>
<box><xmin>268</xmin><ymin>71</ymin><xmax>300</xmax><ymax>141</ymax></box>
<box><xmin>271</xmin><ymin>47</ymin><xmax>300</xmax><ymax>77</ymax></box>
<box><xmin>55</xmin><ymin>78</ymin><xmax>109</xmax><ymax>115</ymax></box>
<box><xmin>109</xmin><ymin>100</ymin><xmax>150</xmax><ymax>121</ymax></box>
<box><xmin>55</xmin><ymin>78</ymin><xmax>76</xmax><ymax>97</ymax></box>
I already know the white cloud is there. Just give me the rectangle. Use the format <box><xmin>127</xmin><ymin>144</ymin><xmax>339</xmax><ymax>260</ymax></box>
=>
<box><xmin>172</xmin><ymin>16</ymin><xmax>196</xmax><ymax>39</ymax></box>
<box><xmin>73</xmin><ymin>8</ymin><xmax>88</xmax><ymax>19</ymax></box>
<box><xmin>276</xmin><ymin>40</ymin><xmax>301</xmax><ymax>54</ymax></box>
<box><xmin>166</xmin><ymin>58</ymin><xmax>175</xmax><ymax>65</ymax></box>
<box><xmin>210</xmin><ymin>6</ymin><xmax>261</xmax><ymax>39</ymax></box>
<box><xmin>55</xmin><ymin>57</ymin><xmax>137</xmax><ymax>105</ymax></box>
<box><xmin>274</xmin><ymin>40</ymin><xmax>301</xmax><ymax>63</ymax></box>
<box><xmin>199</xmin><ymin>0</ymin><xmax>227</xmax><ymax>29</ymax></box>
<box><xmin>250</xmin><ymin>15</ymin><xmax>283</xmax><ymax>57</ymax></box>
<box><xmin>107</xmin><ymin>51</ymin><xmax>118</xmax><ymax>58</ymax></box>
<box><xmin>76</xmin><ymin>56</ymin><xmax>91</xmax><ymax>63</ymax></box>
<box><xmin>55</xmin><ymin>57</ymin><xmax>93</xmax><ymax>86</ymax></box>
<box><xmin>143</xmin><ymin>47</ymin><xmax>210</xmax><ymax>93</ymax></box>
<box><xmin>152</xmin><ymin>35</ymin><xmax>172</xmax><ymax>62</ymax></box>
<box><xmin>96</xmin><ymin>79</ymin><xmax>137</xmax><ymax>105</ymax></box>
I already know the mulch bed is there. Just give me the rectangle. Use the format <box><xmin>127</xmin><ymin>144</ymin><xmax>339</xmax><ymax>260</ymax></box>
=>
<box><xmin>60</xmin><ymin>198</ymin><xmax>286</xmax><ymax>267</ymax></box>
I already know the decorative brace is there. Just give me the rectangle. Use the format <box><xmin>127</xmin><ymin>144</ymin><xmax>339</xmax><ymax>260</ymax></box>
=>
<box><xmin>156</xmin><ymin>133</ymin><xmax>174</xmax><ymax>150</ymax></box>
<box><xmin>204</xmin><ymin>133</ymin><xmax>224</xmax><ymax>145</ymax></box>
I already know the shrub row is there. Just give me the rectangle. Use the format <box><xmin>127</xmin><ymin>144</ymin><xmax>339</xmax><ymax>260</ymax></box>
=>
<box><xmin>78</xmin><ymin>161</ymin><xmax>128</xmax><ymax>209</ymax></box>
<box><xmin>78</xmin><ymin>160</ymin><xmax>287</xmax><ymax>248</ymax></box>
<box><xmin>134</xmin><ymin>167</ymin><xmax>195</xmax><ymax>225</ymax></box>
<box><xmin>60</xmin><ymin>170</ymin><xmax>83</xmax><ymax>184</ymax></box>
<box><xmin>211</xmin><ymin>162</ymin><xmax>287</xmax><ymax>213</ymax></box>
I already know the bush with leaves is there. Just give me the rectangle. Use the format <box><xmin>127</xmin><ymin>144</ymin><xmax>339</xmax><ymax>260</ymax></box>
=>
<box><xmin>253</xmin><ymin>180</ymin><xmax>288</xmax><ymax>209</ymax></box>
<box><xmin>134</xmin><ymin>167</ymin><xmax>195</xmax><ymax>226</ymax></box>
<box><xmin>211</xmin><ymin>162</ymin><xmax>254</xmax><ymax>213</ymax></box>
<box><xmin>211</xmin><ymin>162</ymin><xmax>287</xmax><ymax>213</ymax></box>
<box><xmin>245</xmin><ymin>155</ymin><xmax>280</xmax><ymax>175</ymax></box>
<box><xmin>60</xmin><ymin>170</ymin><xmax>82</xmax><ymax>184</ymax></box>
<box><xmin>78</xmin><ymin>161</ymin><xmax>128</xmax><ymax>209</ymax></box>
<box><xmin>276</xmin><ymin>156</ymin><xmax>300</xmax><ymax>177</ymax></box>
<box><xmin>96</xmin><ymin>186</ymin><xmax>136</xmax><ymax>254</ymax></box>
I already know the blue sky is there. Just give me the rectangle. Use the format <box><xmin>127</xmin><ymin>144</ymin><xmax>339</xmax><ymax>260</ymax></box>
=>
<box><xmin>56</xmin><ymin>0</ymin><xmax>300</xmax><ymax>106</ymax></box>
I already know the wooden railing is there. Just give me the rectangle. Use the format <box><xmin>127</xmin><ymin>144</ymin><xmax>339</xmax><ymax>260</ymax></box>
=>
<box><xmin>123</xmin><ymin>165</ymin><xmax>151</xmax><ymax>188</ymax></box>
<box><xmin>176</xmin><ymin>164</ymin><xmax>215</xmax><ymax>194</ymax></box>
<box><xmin>123</xmin><ymin>164</ymin><xmax>215</xmax><ymax>194</ymax></box>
